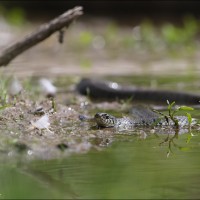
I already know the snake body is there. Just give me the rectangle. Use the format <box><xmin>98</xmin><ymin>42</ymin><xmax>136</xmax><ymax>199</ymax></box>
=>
<box><xmin>94</xmin><ymin>108</ymin><xmax>194</xmax><ymax>130</ymax></box>
<box><xmin>77</xmin><ymin>78</ymin><xmax>200</xmax><ymax>105</ymax></box>
<box><xmin>77</xmin><ymin>78</ymin><xmax>198</xmax><ymax>130</ymax></box>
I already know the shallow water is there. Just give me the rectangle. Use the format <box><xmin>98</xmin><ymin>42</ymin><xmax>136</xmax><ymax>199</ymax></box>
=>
<box><xmin>1</xmin><ymin>130</ymin><xmax>200</xmax><ymax>199</ymax></box>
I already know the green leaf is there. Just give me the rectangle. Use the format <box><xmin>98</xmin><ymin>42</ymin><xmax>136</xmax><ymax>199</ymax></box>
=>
<box><xmin>178</xmin><ymin>106</ymin><xmax>194</xmax><ymax>111</ymax></box>
<box><xmin>167</xmin><ymin>101</ymin><xmax>175</xmax><ymax>111</ymax></box>
<box><xmin>186</xmin><ymin>112</ymin><xmax>192</xmax><ymax>124</ymax></box>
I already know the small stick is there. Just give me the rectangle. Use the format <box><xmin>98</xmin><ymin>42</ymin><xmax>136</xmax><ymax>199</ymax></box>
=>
<box><xmin>0</xmin><ymin>6</ymin><xmax>83</xmax><ymax>67</ymax></box>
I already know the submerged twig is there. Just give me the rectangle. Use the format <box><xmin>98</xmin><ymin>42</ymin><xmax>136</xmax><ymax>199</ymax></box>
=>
<box><xmin>0</xmin><ymin>6</ymin><xmax>83</xmax><ymax>67</ymax></box>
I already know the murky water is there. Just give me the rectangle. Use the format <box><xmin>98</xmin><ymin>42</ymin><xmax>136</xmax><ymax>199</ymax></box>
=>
<box><xmin>1</xmin><ymin>130</ymin><xmax>200</xmax><ymax>199</ymax></box>
<box><xmin>1</xmin><ymin>73</ymin><xmax>200</xmax><ymax>199</ymax></box>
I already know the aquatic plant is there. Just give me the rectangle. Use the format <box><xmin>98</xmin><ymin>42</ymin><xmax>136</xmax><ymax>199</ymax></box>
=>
<box><xmin>166</xmin><ymin>100</ymin><xmax>194</xmax><ymax>129</ymax></box>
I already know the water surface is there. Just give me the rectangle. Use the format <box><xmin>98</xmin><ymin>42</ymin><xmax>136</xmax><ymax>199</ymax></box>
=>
<box><xmin>1</xmin><ymin>128</ymin><xmax>200</xmax><ymax>199</ymax></box>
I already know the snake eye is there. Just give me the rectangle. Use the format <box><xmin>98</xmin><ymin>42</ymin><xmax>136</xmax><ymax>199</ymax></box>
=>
<box><xmin>101</xmin><ymin>113</ymin><xmax>110</xmax><ymax>119</ymax></box>
<box><xmin>105</xmin><ymin>115</ymin><xmax>110</xmax><ymax>119</ymax></box>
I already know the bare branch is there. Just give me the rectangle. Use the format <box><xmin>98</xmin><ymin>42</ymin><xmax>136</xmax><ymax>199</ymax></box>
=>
<box><xmin>0</xmin><ymin>6</ymin><xmax>83</xmax><ymax>67</ymax></box>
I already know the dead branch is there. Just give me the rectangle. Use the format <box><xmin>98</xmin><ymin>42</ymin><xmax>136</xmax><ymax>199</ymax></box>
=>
<box><xmin>0</xmin><ymin>6</ymin><xmax>83</xmax><ymax>67</ymax></box>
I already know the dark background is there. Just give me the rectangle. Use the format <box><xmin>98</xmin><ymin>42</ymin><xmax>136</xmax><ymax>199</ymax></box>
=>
<box><xmin>1</xmin><ymin>1</ymin><xmax>200</xmax><ymax>19</ymax></box>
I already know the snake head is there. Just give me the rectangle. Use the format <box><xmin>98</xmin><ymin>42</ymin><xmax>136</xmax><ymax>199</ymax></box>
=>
<box><xmin>94</xmin><ymin>113</ymin><xmax>116</xmax><ymax>128</ymax></box>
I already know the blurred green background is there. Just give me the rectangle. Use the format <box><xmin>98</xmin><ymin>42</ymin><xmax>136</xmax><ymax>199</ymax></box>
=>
<box><xmin>1</xmin><ymin>1</ymin><xmax>200</xmax><ymax>77</ymax></box>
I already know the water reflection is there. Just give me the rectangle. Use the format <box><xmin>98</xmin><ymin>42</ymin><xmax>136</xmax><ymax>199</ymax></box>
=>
<box><xmin>0</xmin><ymin>130</ymin><xmax>200</xmax><ymax>199</ymax></box>
<box><xmin>20</xmin><ymin>166</ymin><xmax>78</xmax><ymax>199</ymax></box>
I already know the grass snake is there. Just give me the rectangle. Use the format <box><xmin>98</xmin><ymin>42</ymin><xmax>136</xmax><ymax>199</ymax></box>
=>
<box><xmin>77</xmin><ymin>78</ymin><xmax>198</xmax><ymax>130</ymax></box>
